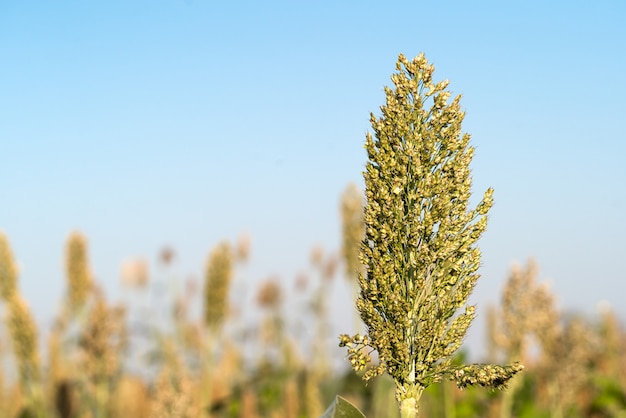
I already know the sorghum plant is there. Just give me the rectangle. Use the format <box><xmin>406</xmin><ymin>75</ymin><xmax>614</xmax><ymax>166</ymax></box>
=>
<box><xmin>0</xmin><ymin>232</ymin><xmax>17</xmax><ymax>300</ymax></box>
<box><xmin>494</xmin><ymin>260</ymin><xmax>542</xmax><ymax>361</ymax></box>
<box><xmin>150</xmin><ymin>353</ymin><xmax>200</xmax><ymax>418</ymax></box>
<box><xmin>341</xmin><ymin>182</ymin><xmax>365</xmax><ymax>282</ymax></box>
<box><xmin>309</xmin><ymin>246</ymin><xmax>338</xmax><ymax>380</ymax></box>
<box><xmin>532</xmin><ymin>284</ymin><xmax>598</xmax><ymax>418</ymax></box>
<box><xmin>203</xmin><ymin>241</ymin><xmax>233</xmax><ymax>333</ymax></box>
<box><xmin>7</xmin><ymin>295</ymin><xmax>41</xmax><ymax>395</ymax></box>
<box><xmin>341</xmin><ymin>183</ymin><xmax>366</xmax><ymax>334</ymax></box>
<box><xmin>0</xmin><ymin>233</ymin><xmax>44</xmax><ymax>416</ymax></box>
<box><xmin>77</xmin><ymin>288</ymin><xmax>127</xmax><ymax>418</ymax></box>
<box><xmin>201</xmin><ymin>240</ymin><xmax>234</xmax><ymax>415</ymax></box>
<box><xmin>489</xmin><ymin>259</ymin><xmax>553</xmax><ymax>418</ymax></box>
<box><xmin>339</xmin><ymin>53</ymin><xmax>522</xmax><ymax>417</ymax></box>
<box><xmin>65</xmin><ymin>231</ymin><xmax>93</xmax><ymax>312</ymax></box>
<box><xmin>596</xmin><ymin>304</ymin><xmax>626</xmax><ymax>386</ymax></box>
<box><xmin>256</xmin><ymin>278</ymin><xmax>285</xmax><ymax>365</ymax></box>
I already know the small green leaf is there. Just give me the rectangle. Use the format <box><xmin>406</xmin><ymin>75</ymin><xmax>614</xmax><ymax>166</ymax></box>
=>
<box><xmin>320</xmin><ymin>395</ymin><xmax>367</xmax><ymax>418</ymax></box>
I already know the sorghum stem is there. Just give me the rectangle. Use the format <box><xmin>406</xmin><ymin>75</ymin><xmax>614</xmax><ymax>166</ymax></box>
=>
<box><xmin>398</xmin><ymin>385</ymin><xmax>424</xmax><ymax>418</ymax></box>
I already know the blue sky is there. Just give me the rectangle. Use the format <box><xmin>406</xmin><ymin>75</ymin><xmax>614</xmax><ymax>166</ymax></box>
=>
<box><xmin>1</xmin><ymin>1</ymin><xmax>625</xmax><ymax>356</ymax></box>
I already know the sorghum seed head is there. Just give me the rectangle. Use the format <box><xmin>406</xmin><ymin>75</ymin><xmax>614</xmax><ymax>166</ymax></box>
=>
<box><xmin>203</xmin><ymin>241</ymin><xmax>233</xmax><ymax>331</ymax></box>
<box><xmin>65</xmin><ymin>231</ymin><xmax>93</xmax><ymax>311</ymax></box>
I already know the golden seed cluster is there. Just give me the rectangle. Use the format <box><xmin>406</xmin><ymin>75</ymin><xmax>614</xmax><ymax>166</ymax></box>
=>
<box><xmin>340</xmin><ymin>53</ymin><xmax>521</xmax><ymax>415</ymax></box>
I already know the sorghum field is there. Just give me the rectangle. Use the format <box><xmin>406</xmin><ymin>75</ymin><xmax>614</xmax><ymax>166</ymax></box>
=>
<box><xmin>0</xmin><ymin>184</ymin><xmax>625</xmax><ymax>418</ymax></box>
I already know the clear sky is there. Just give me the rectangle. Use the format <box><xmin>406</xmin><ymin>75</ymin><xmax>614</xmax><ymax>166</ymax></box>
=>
<box><xmin>1</xmin><ymin>1</ymin><xmax>625</xmax><ymax>357</ymax></box>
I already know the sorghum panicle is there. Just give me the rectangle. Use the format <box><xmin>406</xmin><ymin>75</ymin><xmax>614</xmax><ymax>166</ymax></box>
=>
<box><xmin>203</xmin><ymin>241</ymin><xmax>233</xmax><ymax>332</ymax></box>
<box><xmin>340</xmin><ymin>53</ymin><xmax>522</xmax><ymax>416</ymax></box>
<box><xmin>0</xmin><ymin>232</ymin><xmax>18</xmax><ymax>301</ymax></box>
<box><xmin>65</xmin><ymin>232</ymin><xmax>93</xmax><ymax>311</ymax></box>
<box><xmin>7</xmin><ymin>295</ymin><xmax>41</xmax><ymax>385</ymax></box>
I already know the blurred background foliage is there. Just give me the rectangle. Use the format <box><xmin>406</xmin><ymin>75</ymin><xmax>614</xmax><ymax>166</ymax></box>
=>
<box><xmin>0</xmin><ymin>183</ymin><xmax>625</xmax><ymax>417</ymax></box>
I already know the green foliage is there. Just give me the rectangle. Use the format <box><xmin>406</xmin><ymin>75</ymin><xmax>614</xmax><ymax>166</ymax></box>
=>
<box><xmin>320</xmin><ymin>396</ymin><xmax>366</xmax><ymax>418</ymax></box>
<box><xmin>588</xmin><ymin>376</ymin><xmax>626</xmax><ymax>417</ymax></box>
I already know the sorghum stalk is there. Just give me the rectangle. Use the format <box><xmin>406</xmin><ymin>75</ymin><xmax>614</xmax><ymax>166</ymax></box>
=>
<box><xmin>340</xmin><ymin>53</ymin><xmax>522</xmax><ymax>417</ymax></box>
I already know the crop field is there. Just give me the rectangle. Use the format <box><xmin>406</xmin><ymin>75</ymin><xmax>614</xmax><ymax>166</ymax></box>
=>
<box><xmin>1</xmin><ymin>210</ymin><xmax>625</xmax><ymax>418</ymax></box>
<box><xmin>3</xmin><ymin>6</ymin><xmax>626</xmax><ymax>413</ymax></box>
